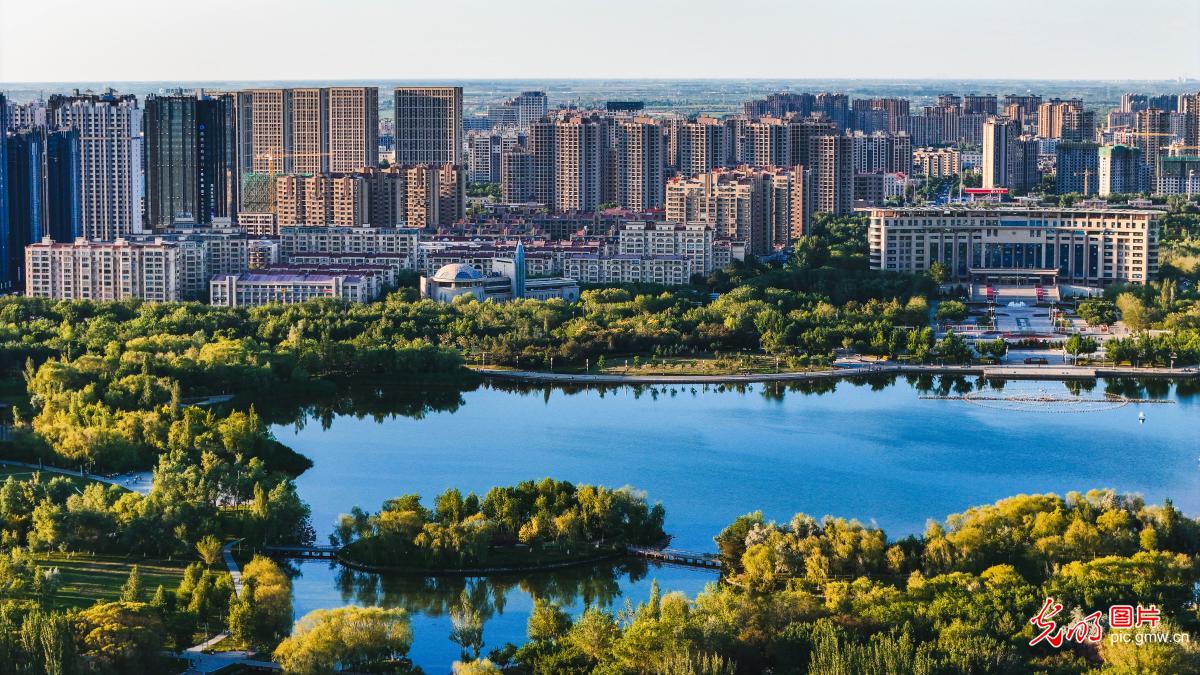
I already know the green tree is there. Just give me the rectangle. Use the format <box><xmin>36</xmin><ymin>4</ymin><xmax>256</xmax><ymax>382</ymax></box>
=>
<box><xmin>1116</xmin><ymin>292</ymin><xmax>1153</xmax><ymax>332</ymax></box>
<box><xmin>120</xmin><ymin>566</ymin><xmax>143</xmax><ymax>603</ymax></box>
<box><xmin>527</xmin><ymin>599</ymin><xmax>571</xmax><ymax>643</ymax></box>
<box><xmin>195</xmin><ymin>535</ymin><xmax>223</xmax><ymax>567</ymax></box>
<box><xmin>71</xmin><ymin>602</ymin><xmax>165</xmax><ymax>675</ymax></box>
<box><xmin>273</xmin><ymin>606</ymin><xmax>413</xmax><ymax>674</ymax></box>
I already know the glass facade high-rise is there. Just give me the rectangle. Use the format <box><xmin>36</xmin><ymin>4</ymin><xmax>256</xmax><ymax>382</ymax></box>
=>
<box><xmin>144</xmin><ymin>92</ymin><xmax>238</xmax><ymax>230</ymax></box>
<box><xmin>5</xmin><ymin>126</ymin><xmax>80</xmax><ymax>290</ymax></box>
<box><xmin>393</xmin><ymin>87</ymin><xmax>462</xmax><ymax>166</ymax></box>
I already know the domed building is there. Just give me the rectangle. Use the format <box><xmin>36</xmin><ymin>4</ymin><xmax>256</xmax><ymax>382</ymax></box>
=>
<box><xmin>420</xmin><ymin>263</ymin><xmax>492</xmax><ymax>303</ymax></box>
<box><xmin>420</xmin><ymin>245</ymin><xmax>580</xmax><ymax>304</ymax></box>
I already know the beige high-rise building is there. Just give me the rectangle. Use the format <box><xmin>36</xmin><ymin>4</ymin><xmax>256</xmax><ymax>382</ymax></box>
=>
<box><xmin>914</xmin><ymin>147</ymin><xmax>961</xmax><ymax>178</ymax></box>
<box><xmin>394</xmin><ymin>87</ymin><xmax>462</xmax><ymax>166</ymax></box>
<box><xmin>746</xmin><ymin>117</ymin><xmax>790</xmax><ymax>168</ymax></box>
<box><xmin>808</xmin><ymin>135</ymin><xmax>853</xmax><ymax>216</ymax></box>
<box><xmin>291</xmin><ymin>88</ymin><xmax>329</xmax><ymax>174</ymax></box>
<box><xmin>329</xmin><ymin>87</ymin><xmax>379</xmax><ymax>172</ymax></box>
<box><xmin>273</xmin><ymin>165</ymin><xmax>462</xmax><ymax>229</ymax></box>
<box><xmin>678</xmin><ymin>117</ymin><xmax>732</xmax><ymax>179</ymax></box>
<box><xmin>244</xmin><ymin>87</ymin><xmax>378</xmax><ymax>176</ymax></box>
<box><xmin>1036</xmin><ymin>99</ymin><xmax>1093</xmax><ymax>141</ymax></box>
<box><xmin>544</xmin><ymin>113</ymin><xmax>608</xmax><ymax>212</ymax></box>
<box><xmin>1180</xmin><ymin>93</ymin><xmax>1200</xmax><ymax>149</ymax></box>
<box><xmin>49</xmin><ymin>92</ymin><xmax>144</xmax><ymax>241</ymax></box>
<box><xmin>248</xmin><ymin>89</ymin><xmax>292</xmax><ymax>174</ymax></box>
<box><xmin>615</xmin><ymin>117</ymin><xmax>665</xmax><ymax>211</ymax></box>
<box><xmin>665</xmin><ymin>165</ymin><xmax>806</xmax><ymax>255</ymax></box>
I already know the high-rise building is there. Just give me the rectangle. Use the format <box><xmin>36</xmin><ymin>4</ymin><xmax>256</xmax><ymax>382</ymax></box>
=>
<box><xmin>1098</xmin><ymin>145</ymin><xmax>1141</xmax><ymax>196</ymax></box>
<box><xmin>850</xmin><ymin>132</ymin><xmax>912</xmax><ymax>174</ymax></box>
<box><xmin>1157</xmin><ymin>153</ymin><xmax>1200</xmax><ymax>195</ymax></box>
<box><xmin>241</xmin><ymin>86</ymin><xmax>377</xmax><ymax>176</ymax></box>
<box><xmin>913</xmin><ymin>147</ymin><xmax>960</xmax><ymax>178</ymax></box>
<box><xmin>551</xmin><ymin>113</ymin><xmax>608</xmax><ymax>212</ymax></box>
<box><xmin>808</xmin><ymin>135</ymin><xmax>853</xmax><ymax>216</ymax></box>
<box><xmin>6</xmin><ymin>100</ymin><xmax>47</xmax><ymax>129</ymax></box>
<box><xmin>1055</xmin><ymin>142</ymin><xmax>1100</xmax><ymax>195</ymax></box>
<box><xmin>514</xmin><ymin>91</ymin><xmax>548</xmax><ymax>127</ymax></box>
<box><xmin>746</xmin><ymin>117</ymin><xmax>791</xmax><ymax>168</ymax></box>
<box><xmin>678</xmin><ymin>117</ymin><xmax>733</xmax><ymax>178</ymax></box>
<box><xmin>964</xmin><ymin>94</ymin><xmax>998</xmax><ymax>116</ymax></box>
<box><xmin>851</xmin><ymin>98</ymin><xmax>910</xmax><ymax>133</ymax></box>
<box><xmin>291</xmin><ymin>88</ymin><xmax>329</xmax><ymax>175</ymax></box>
<box><xmin>665</xmin><ymin>165</ymin><xmax>806</xmax><ymax>253</ymax></box>
<box><xmin>500</xmin><ymin>149</ymin><xmax>535</xmax><ymax>203</ymax></box>
<box><xmin>143</xmin><ymin>91</ymin><xmax>239</xmax><ymax>230</ymax></box>
<box><xmin>1036</xmin><ymin>99</ymin><xmax>1093</xmax><ymax>141</ymax></box>
<box><xmin>328</xmin><ymin>87</ymin><xmax>379</xmax><ymax>173</ymax></box>
<box><xmin>1134</xmin><ymin>108</ymin><xmax>1170</xmax><ymax>191</ymax></box>
<box><xmin>529</xmin><ymin>118</ymin><xmax>558</xmax><ymax>207</ymax></box>
<box><xmin>245</xmin><ymin>89</ymin><xmax>292</xmax><ymax>175</ymax></box>
<box><xmin>49</xmin><ymin>90</ymin><xmax>143</xmax><ymax>241</ymax></box>
<box><xmin>8</xmin><ymin>126</ymin><xmax>83</xmax><ymax>281</ymax></box>
<box><xmin>743</xmin><ymin>92</ymin><xmax>816</xmax><ymax>118</ymax></box>
<box><xmin>983</xmin><ymin>117</ymin><xmax>1018</xmax><ymax>190</ymax></box>
<box><xmin>615</xmin><ymin>117</ymin><xmax>665</xmax><ymax>211</ymax></box>
<box><xmin>468</xmin><ymin>131</ymin><xmax>524</xmax><ymax>184</ymax></box>
<box><xmin>814</xmin><ymin>93</ymin><xmax>851</xmax><ymax>130</ymax></box>
<box><xmin>1180</xmin><ymin>93</ymin><xmax>1200</xmax><ymax>149</ymax></box>
<box><xmin>393</xmin><ymin>87</ymin><xmax>462</xmax><ymax>166</ymax></box>
<box><xmin>1003</xmin><ymin>94</ymin><xmax>1043</xmax><ymax>121</ymax></box>
<box><xmin>273</xmin><ymin>165</ymin><xmax>462</xmax><ymax>229</ymax></box>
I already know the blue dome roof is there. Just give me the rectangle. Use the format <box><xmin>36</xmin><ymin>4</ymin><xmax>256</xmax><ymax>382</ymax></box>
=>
<box><xmin>432</xmin><ymin>263</ymin><xmax>484</xmax><ymax>282</ymax></box>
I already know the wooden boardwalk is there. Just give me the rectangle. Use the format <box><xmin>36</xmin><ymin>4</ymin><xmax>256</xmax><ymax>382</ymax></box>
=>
<box><xmin>627</xmin><ymin>546</ymin><xmax>722</xmax><ymax>569</ymax></box>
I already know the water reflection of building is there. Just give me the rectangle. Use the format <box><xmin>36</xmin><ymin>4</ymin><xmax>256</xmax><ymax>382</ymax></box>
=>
<box><xmin>421</xmin><ymin>243</ymin><xmax>579</xmax><ymax>303</ymax></box>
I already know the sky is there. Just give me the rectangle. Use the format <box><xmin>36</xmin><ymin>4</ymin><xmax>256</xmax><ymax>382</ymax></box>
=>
<box><xmin>1</xmin><ymin>0</ymin><xmax>1198</xmax><ymax>83</ymax></box>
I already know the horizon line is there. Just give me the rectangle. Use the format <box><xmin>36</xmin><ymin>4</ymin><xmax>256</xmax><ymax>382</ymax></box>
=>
<box><xmin>3</xmin><ymin>76</ymin><xmax>1199</xmax><ymax>87</ymax></box>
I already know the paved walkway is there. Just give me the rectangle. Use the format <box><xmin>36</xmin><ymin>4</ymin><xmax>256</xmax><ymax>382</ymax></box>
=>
<box><xmin>177</xmin><ymin>540</ymin><xmax>261</xmax><ymax>674</ymax></box>
<box><xmin>0</xmin><ymin>459</ymin><xmax>153</xmax><ymax>495</ymax></box>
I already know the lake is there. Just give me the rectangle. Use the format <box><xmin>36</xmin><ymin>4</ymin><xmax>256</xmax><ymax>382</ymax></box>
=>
<box><xmin>269</xmin><ymin>375</ymin><xmax>1200</xmax><ymax>671</ymax></box>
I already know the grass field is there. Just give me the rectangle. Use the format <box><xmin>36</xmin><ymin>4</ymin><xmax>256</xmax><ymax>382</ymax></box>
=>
<box><xmin>33</xmin><ymin>553</ymin><xmax>191</xmax><ymax>610</ymax></box>
<box><xmin>0</xmin><ymin>465</ymin><xmax>103</xmax><ymax>490</ymax></box>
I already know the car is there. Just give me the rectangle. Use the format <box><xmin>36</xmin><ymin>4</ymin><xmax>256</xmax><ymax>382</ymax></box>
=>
<box><xmin>1023</xmin><ymin>357</ymin><xmax>1049</xmax><ymax>365</ymax></box>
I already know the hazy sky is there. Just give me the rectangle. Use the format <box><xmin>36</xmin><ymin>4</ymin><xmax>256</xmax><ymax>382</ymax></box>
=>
<box><xmin>2</xmin><ymin>0</ymin><xmax>1198</xmax><ymax>82</ymax></box>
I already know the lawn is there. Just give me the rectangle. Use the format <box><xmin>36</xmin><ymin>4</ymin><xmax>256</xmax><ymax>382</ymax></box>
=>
<box><xmin>0</xmin><ymin>465</ymin><xmax>101</xmax><ymax>490</ymax></box>
<box><xmin>33</xmin><ymin>553</ymin><xmax>192</xmax><ymax>611</ymax></box>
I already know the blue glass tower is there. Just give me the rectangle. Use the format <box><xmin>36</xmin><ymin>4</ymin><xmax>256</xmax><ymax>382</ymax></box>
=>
<box><xmin>513</xmin><ymin>241</ymin><xmax>526</xmax><ymax>299</ymax></box>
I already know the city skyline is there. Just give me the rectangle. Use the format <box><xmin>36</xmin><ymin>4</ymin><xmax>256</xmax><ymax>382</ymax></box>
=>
<box><xmin>2</xmin><ymin>0</ymin><xmax>1199</xmax><ymax>83</ymax></box>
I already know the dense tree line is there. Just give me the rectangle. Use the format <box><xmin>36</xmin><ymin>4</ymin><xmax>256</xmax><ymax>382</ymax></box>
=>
<box><xmin>475</xmin><ymin>489</ymin><xmax>1200</xmax><ymax>674</ymax></box>
<box><xmin>338</xmin><ymin>479</ymin><xmax>666</xmax><ymax>570</ymax></box>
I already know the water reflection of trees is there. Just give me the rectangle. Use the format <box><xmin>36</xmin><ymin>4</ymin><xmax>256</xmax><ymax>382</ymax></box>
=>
<box><xmin>250</xmin><ymin>378</ymin><xmax>480</xmax><ymax>430</ymax></box>
<box><xmin>330</xmin><ymin>558</ymin><xmax>655</xmax><ymax>619</ymax></box>
<box><xmin>244</xmin><ymin>373</ymin><xmax>1190</xmax><ymax>433</ymax></box>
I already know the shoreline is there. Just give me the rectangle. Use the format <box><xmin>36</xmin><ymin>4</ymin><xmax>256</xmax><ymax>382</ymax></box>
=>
<box><xmin>473</xmin><ymin>362</ymin><xmax>1199</xmax><ymax>385</ymax></box>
